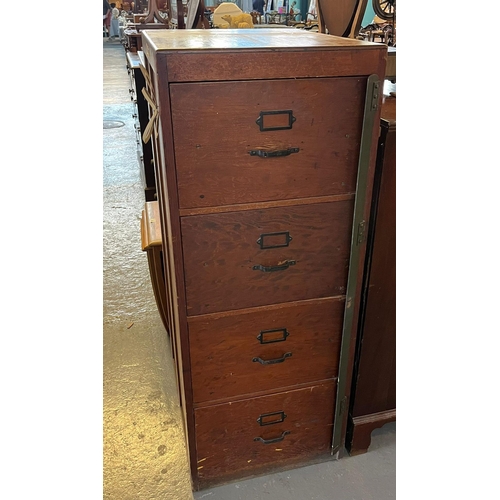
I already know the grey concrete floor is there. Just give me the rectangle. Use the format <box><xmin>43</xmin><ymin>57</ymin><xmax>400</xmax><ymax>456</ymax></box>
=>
<box><xmin>102</xmin><ymin>36</ymin><xmax>395</xmax><ymax>500</ymax></box>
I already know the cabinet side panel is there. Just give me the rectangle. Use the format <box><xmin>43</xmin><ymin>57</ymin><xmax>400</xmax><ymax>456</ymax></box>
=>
<box><xmin>352</xmin><ymin>119</ymin><xmax>396</xmax><ymax>417</ymax></box>
<box><xmin>149</xmin><ymin>52</ymin><xmax>197</xmax><ymax>482</ymax></box>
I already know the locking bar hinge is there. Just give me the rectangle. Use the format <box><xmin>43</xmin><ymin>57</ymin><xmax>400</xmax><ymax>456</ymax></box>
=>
<box><xmin>371</xmin><ymin>81</ymin><xmax>380</xmax><ymax>110</ymax></box>
<box><xmin>356</xmin><ymin>220</ymin><xmax>366</xmax><ymax>245</ymax></box>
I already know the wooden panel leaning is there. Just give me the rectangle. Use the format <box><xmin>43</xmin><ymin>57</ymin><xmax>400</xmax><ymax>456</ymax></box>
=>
<box><xmin>140</xmin><ymin>29</ymin><xmax>387</xmax><ymax>490</ymax></box>
<box><xmin>140</xmin><ymin>201</ymin><xmax>170</xmax><ymax>343</ymax></box>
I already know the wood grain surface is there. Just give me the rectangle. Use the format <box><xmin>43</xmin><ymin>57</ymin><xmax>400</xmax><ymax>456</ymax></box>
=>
<box><xmin>194</xmin><ymin>381</ymin><xmax>336</xmax><ymax>485</ymax></box>
<box><xmin>170</xmin><ymin>77</ymin><xmax>365</xmax><ymax>209</ymax></box>
<box><xmin>140</xmin><ymin>29</ymin><xmax>388</xmax><ymax>487</ymax></box>
<box><xmin>141</xmin><ymin>29</ymin><xmax>385</xmax><ymax>80</ymax></box>
<box><xmin>181</xmin><ymin>201</ymin><xmax>354</xmax><ymax>315</ymax></box>
<box><xmin>188</xmin><ymin>297</ymin><xmax>344</xmax><ymax>404</ymax></box>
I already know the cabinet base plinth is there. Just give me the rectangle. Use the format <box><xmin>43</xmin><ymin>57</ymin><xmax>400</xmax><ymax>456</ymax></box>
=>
<box><xmin>346</xmin><ymin>409</ymin><xmax>396</xmax><ymax>456</ymax></box>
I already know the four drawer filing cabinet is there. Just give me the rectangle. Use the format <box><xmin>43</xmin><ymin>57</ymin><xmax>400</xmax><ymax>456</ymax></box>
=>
<box><xmin>140</xmin><ymin>29</ymin><xmax>387</xmax><ymax>489</ymax></box>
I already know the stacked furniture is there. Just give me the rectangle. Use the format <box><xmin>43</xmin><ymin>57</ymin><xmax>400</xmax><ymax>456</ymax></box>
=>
<box><xmin>140</xmin><ymin>29</ymin><xmax>386</xmax><ymax>489</ymax></box>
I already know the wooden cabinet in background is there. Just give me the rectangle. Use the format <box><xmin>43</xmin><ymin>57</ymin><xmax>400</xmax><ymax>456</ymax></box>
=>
<box><xmin>126</xmin><ymin>51</ymin><xmax>157</xmax><ymax>201</ymax></box>
<box><xmin>140</xmin><ymin>29</ymin><xmax>386</xmax><ymax>490</ymax></box>
<box><xmin>346</xmin><ymin>94</ymin><xmax>396</xmax><ymax>456</ymax></box>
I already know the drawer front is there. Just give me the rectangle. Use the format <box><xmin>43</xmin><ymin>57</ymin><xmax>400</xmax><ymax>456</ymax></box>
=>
<box><xmin>170</xmin><ymin>77</ymin><xmax>365</xmax><ymax>209</ymax></box>
<box><xmin>194</xmin><ymin>381</ymin><xmax>336</xmax><ymax>484</ymax></box>
<box><xmin>189</xmin><ymin>298</ymin><xmax>344</xmax><ymax>404</ymax></box>
<box><xmin>181</xmin><ymin>201</ymin><xmax>353</xmax><ymax>315</ymax></box>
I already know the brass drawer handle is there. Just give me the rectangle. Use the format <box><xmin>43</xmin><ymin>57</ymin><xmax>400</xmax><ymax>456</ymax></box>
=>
<box><xmin>253</xmin><ymin>260</ymin><xmax>296</xmax><ymax>273</ymax></box>
<box><xmin>252</xmin><ymin>352</ymin><xmax>292</xmax><ymax>365</ymax></box>
<box><xmin>248</xmin><ymin>147</ymin><xmax>299</xmax><ymax>158</ymax></box>
<box><xmin>254</xmin><ymin>431</ymin><xmax>290</xmax><ymax>445</ymax></box>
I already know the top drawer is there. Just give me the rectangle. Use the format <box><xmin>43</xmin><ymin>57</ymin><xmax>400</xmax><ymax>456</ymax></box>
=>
<box><xmin>169</xmin><ymin>77</ymin><xmax>366</xmax><ymax>209</ymax></box>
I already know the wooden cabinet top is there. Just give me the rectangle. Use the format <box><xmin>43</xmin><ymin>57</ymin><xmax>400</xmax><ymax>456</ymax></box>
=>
<box><xmin>141</xmin><ymin>29</ymin><xmax>388</xmax><ymax>81</ymax></box>
<box><xmin>141</xmin><ymin>29</ymin><xmax>384</xmax><ymax>52</ymax></box>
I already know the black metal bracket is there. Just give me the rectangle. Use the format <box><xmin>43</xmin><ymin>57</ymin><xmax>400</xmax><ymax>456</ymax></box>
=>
<box><xmin>252</xmin><ymin>352</ymin><xmax>292</xmax><ymax>365</ymax></box>
<box><xmin>253</xmin><ymin>260</ymin><xmax>296</xmax><ymax>273</ymax></box>
<box><xmin>248</xmin><ymin>148</ymin><xmax>299</xmax><ymax>158</ymax></box>
<box><xmin>254</xmin><ymin>431</ymin><xmax>290</xmax><ymax>445</ymax></box>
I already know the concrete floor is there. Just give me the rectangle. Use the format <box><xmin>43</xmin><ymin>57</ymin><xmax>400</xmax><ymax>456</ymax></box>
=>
<box><xmin>103</xmin><ymin>36</ymin><xmax>396</xmax><ymax>500</ymax></box>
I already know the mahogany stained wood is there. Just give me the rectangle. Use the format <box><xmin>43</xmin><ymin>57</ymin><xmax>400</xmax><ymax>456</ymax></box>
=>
<box><xmin>178</xmin><ymin>193</ymin><xmax>355</xmax><ymax>217</ymax></box>
<box><xmin>346</xmin><ymin>409</ymin><xmax>396</xmax><ymax>456</ymax></box>
<box><xmin>181</xmin><ymin>201</ymin><xmax>354</xmax><ymax>315</ymax></box>
<box><xmin>347</xmin><ymin>95</ymin><xmax>396</xmax><ymax>455</ymax></box>
<box><xmin>352</xmin><ymin>98</ymin><xmax>395</xmax><ymax>417</ymax></box>
<box><xmin>147</xmin><ymin>55</ymin><xmax>195</xmax><ymax>462</ymax></box>
<box><xmin>194</xmin><ymin>381</ymin><xmax>336</xmax><ymax>486</ymax></box>
<box><xmin>188</xmin><ymin>297</ymin><xmax>344</xmax><ymax>404</ymax></box>
<box><xmin>170</xmin><ymin>77</ymin><xmax>365</xmax><ymax>209</ymax></box>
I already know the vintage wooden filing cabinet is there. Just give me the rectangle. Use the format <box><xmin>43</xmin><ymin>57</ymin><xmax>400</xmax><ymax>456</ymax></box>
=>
<box><xmin>140</xmin><ymin>29</ymin><xmax>387</xmax><ymax>489</ymax></box>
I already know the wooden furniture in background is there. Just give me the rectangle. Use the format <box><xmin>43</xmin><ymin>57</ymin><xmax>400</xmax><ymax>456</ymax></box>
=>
<box><xmin>123</xmin><ymin>0</ymin><xmax>171</xmax><ymax>52</ymax></box>
<box><xmin>136</xmin><ymin>0</ymin><xmax>170</xmax><ymax>23</ymax></box>
<box><xmin>124</xmin><ymin>22</ymin><xmax>170</xmax><ymax>52</ymax></box>
<box><xmin>346</xmin><ymin>93</ymin><xmax>396</xmax><ymax>456</ymax></box>
<box><xmin>386</xmin><ymin>46</ymin><xmax>396</xmax><ymax>82</ymax></box>
<box><xmin>250</xmin><ymin>11</ymin><xmax>262</xmax><ymax>25</ymax></box>
<box><xmin>126</xmin><ymin>51</ymin><xmax>157</xmax><ymax>201</ymax></box>
<box><xmin>140</xmin><ymin>29</ymin><xmax>386</xmax><ymax>490</ymax></box>
<box><xmin>317</xmin><ymin>0</ymin><xmax>367</xmax><ymax>37</ymax></box>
